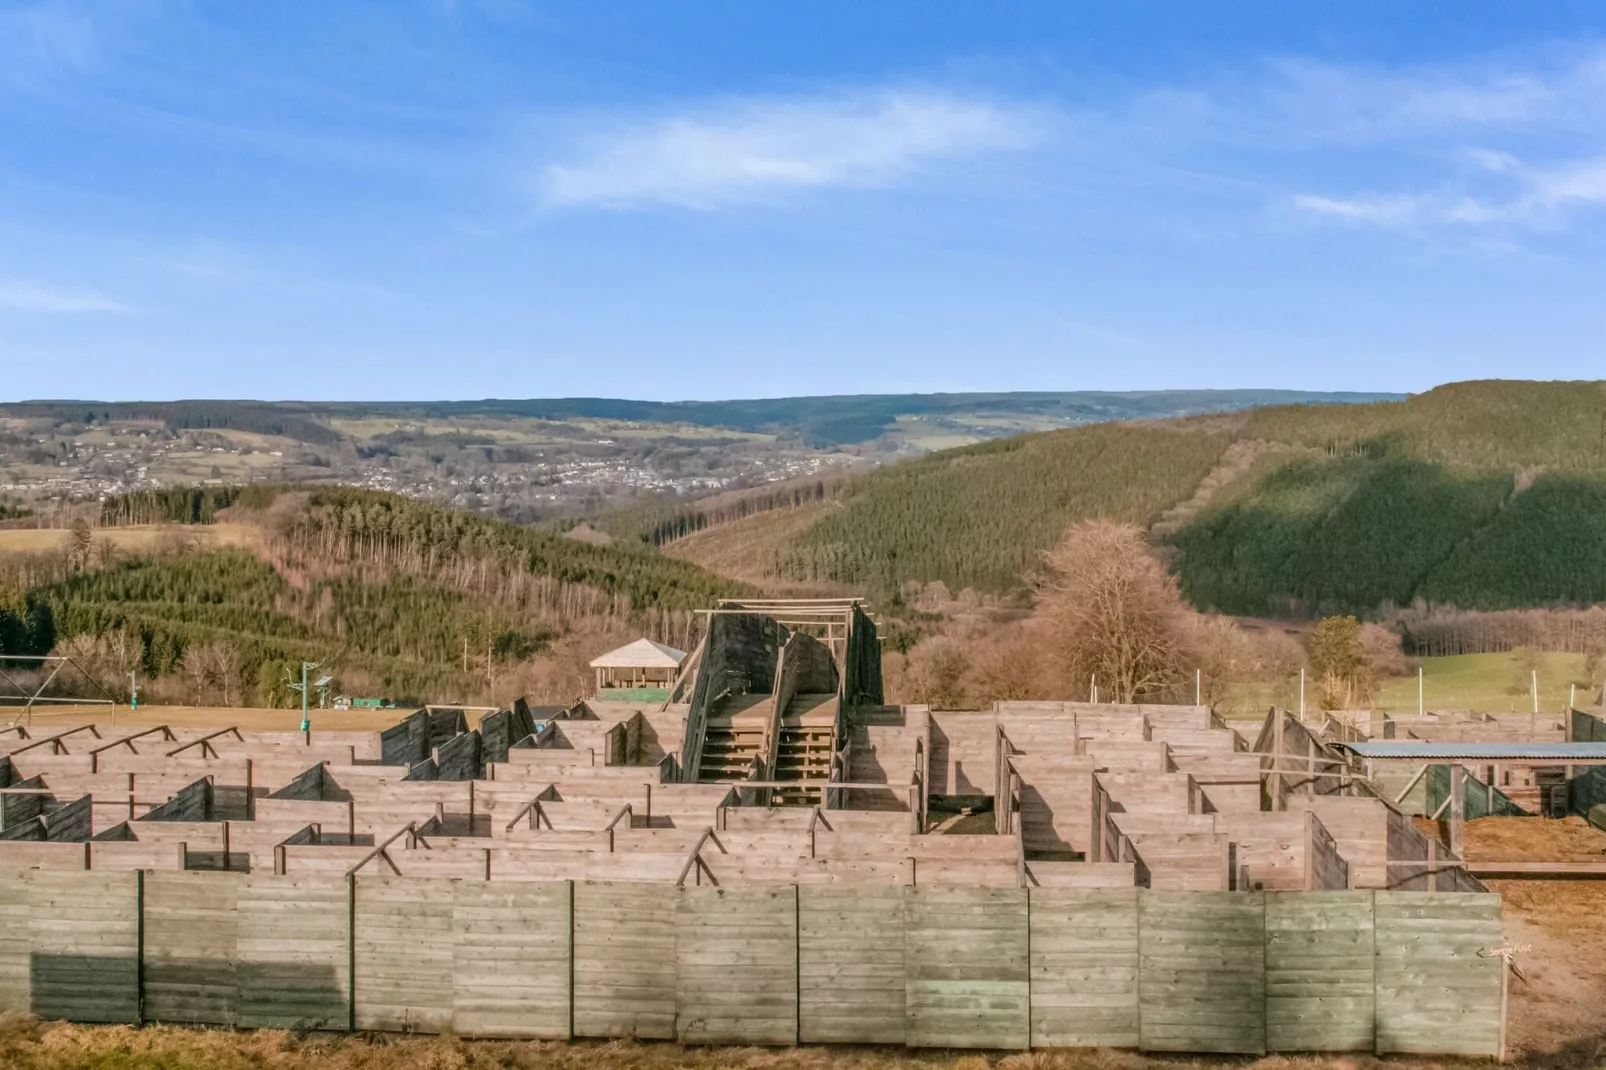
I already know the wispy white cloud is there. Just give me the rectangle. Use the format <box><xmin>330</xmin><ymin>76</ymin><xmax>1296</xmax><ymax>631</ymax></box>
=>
<box><xmin>0</xmin><ymin>2</ymin><xmax>96</xmax><ymax>90</ymax></box>
<box><xmin>1293</xmin><ymin>154</ymin><xmax>1606</xmax><ymax>230</ymax></box>
<box><xmin>538</xmin><ymin>88</ymin><xmax>1043</xmax><ymax>210</ymax></box>
<box><xmin>1258</xmin><ymin>44</ymin><xmax>1606</xmax><ymax>234</ymax></box>
<box><xmin>0</xmin><ymin>278</ymin><xmax>132</xmax><ymax>314</ymax></box>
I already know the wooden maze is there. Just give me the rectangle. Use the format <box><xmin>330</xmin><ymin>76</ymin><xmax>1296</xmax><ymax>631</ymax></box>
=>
<box><xmin>0</xmin><ymin>599</ymin><xmax>1510</xmax><ymax>1056</ymax></box>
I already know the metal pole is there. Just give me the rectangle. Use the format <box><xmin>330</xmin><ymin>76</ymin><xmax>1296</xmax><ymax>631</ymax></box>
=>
<box><xmin>1532</xmin><ymin>669</ymin><xmax>1539</xmax><ymax>715</ymax></box>
<box><xmin>300</xmin><ymin>662</ymin><xmax>311</xmax><ymax>733</ymax></box>
<box><xmin>1418</xmin><ymin>666</ymin><xmax>1423</xmax><ymax>716</ymax></box>
<box><xmin>1089</xmin><ymin>675</ymin><xmax>1096</xmax><ymax>703</ymax></box>
<box><xmin>1299</xmin><ymin>669</ymin><xmax>1305</xmax><ymax>719</ymax></box>
<box><xmin>1195</xmin><ymin>669</ymin><xmax>1201</xmax><ymax>706</ymax></box>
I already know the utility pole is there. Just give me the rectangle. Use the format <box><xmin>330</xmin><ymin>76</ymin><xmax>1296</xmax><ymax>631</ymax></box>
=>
<box><xmin>1418</xmin><ymin>666</ymin><xmax>1423</xmax><ymax>717</ymax></box>
<box><xmin>1532</xmin><ymin>669</ymin><xmax>1539</xmax><ymax>715</ymax></box>
<box><xmin>287</xmin><ymin>661</ymin><xmax>320</xmax><ymax>734</ymax></box>
<box><xmin>129</xmin><ymin>670</ymin><xmax>140</xmax><ymax>711</ymax></box>
<box><xmin>1195</xmin><ymin>669</ymin><xmax>1201</xmax><ymax>707</ymax></box>
<box><xmin>1089</xmin><ymin>675</ymin><xmax>1096</xmax><ymax>703</ymax></box>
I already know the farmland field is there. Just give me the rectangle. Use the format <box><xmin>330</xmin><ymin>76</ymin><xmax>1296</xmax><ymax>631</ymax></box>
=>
<box><xmin>0</xmin><ymin>524</ymin><xmax>261</xmax><ymax>554</ymax></box>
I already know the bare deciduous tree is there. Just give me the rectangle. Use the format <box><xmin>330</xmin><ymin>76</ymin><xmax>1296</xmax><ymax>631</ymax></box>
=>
<box><xmin>1033</xmin><ymin>520</ymin><xmax>1188</xmax><ymax>704</ymax></box>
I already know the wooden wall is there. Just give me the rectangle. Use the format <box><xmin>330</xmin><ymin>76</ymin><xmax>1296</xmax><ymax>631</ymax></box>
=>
<box><xmin>676</xmin><ymin>886</ymin><xmax>797</xmax><ymax>1045</ymax></box>
<box><xmin>905</xmin><ymin>886</ymin><xmax>1029</xmax><ymax>1049</ymax></box>
<box><xmin>0</xmin><ymin>873</ymin><xmax>1505</xmax><ymax>1057</ymax></box>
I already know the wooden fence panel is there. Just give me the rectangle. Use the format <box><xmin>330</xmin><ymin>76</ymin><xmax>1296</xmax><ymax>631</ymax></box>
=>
<box><xmin>0</xmin><ymin>872</ymin><xmax>29</xmax><ymax>1015</ymax></box>
<box><xmin>27</xmin><ymin>870</ymin><xmax>139</xmax><ymax>1023</ymax></box>
<box><xmin>1374</xmin><ymin>892</ymin><xmax>1503</xmax><ymax>1057</ymax></box>
<box><xmin>573</xmin><ymin>880</ymin><xmax>676</xmax><ymax>1040</ymax></box>
<box><xmin>236</xmin><ymin>874</ymin><xmax>349</xmax><ymax>1031</ymax></box>
<box><xmin>143</xmin><ymin>871</ymin><xmax>240</xmax><ymax>1026</ymax></box>
<box><xmin>1030</xmin><ymin>887</ymin><xmax>1139</xmax><ymax>1048</ymax></box>
<box><xmin>452</xmin><ymin>881</ymin><xmax>570</xmax><ymax>1038</ymax></box>
<box><xmin>1265</xmin><ymin>891</ymin><xmax>1374</xmax><ymax>1052</ymax></box>
<box><xmin>1139</xmin><ymin>891</ymin><xmax>1265</xmax><ymax>1054</ymax></box>
<box><xmin>905</xmin><ymin>886</ymin><xmax>1029</xmax><ymax>1050</ymax></box>
<box><xmin>354</xmin><ymin>875</ymin><xmax>453</xmax><ymax>1033</ymax></box>
<box><xmin>676</xmin><ymin>886</ymin><xmax>797</xmax><ymax>1046</ymax></box>
<box><xmin>799</xmin><ymin>885</ymin><xmax>905</xmax><ymax>1044</ymax></box>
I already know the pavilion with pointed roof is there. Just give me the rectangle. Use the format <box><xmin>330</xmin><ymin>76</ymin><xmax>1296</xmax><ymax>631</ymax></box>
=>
<box><xmin>588</xmin><ymin>637</ymin><xmax>688</xmax><ymax>695</ymax></box>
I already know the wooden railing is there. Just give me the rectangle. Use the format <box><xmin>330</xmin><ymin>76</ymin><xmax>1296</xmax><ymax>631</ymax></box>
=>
<box><xmin>502</xmin><ymin>795</ymin><xmax>555</xmax><ymax>834</ymax></box>
<box><xmin>675</xmin><ymin>826</ymin><xmax>726</xmax><ymax>886</ymax></box>
<box><xmin>825</xmin><ymin>739</ymin><xmax>852</xmax><ymax>809</ymax></box>
<box><xmin>994</xmin><ymin>725</ymin><xmax>1016</xmax><ymax>834</ymax></box>
<box><xmin>344</xmin><ymin>821</ymin><xmax>418</xmax><ymax>877</ymax></box>
<box><xmin>662</xmin><ymin>634</ymin><xmax>706</xmax><ymax>711</ymax></box>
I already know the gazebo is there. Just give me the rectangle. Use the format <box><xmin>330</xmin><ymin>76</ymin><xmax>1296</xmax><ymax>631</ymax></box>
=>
<box><xmin>589</xmin><ymin>638</ymin><xmax>687</xmax><ymax>695</ymax></box>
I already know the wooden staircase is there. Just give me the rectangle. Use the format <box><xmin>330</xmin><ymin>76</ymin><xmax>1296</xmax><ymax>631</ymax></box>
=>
<box><xmin>771</xmin><ymin>693</ymin><xmax>837</xmax><ymax>805</ymax></box>
<box><xmin>696</xmin><ymin>694</ymin><xmax>772</xmax><ymax>782</ymax></box>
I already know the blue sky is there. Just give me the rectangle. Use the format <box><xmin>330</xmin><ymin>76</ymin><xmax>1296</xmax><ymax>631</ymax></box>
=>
<box><xmin>4</xmin><ymin>1</ymin><xmax>1606</xmax><ymax>401</ymax></box>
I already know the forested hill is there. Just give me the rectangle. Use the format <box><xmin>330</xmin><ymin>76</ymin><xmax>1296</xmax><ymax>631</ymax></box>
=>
<box><xmin>2</xmin><ymin>487</ymin><xmax>743</xmax><ymax>705</ymax></box>
<box><xmin>662</xmin><ymin>380</ymin><xmax>1606</xmax><ymax>616</ymax></box>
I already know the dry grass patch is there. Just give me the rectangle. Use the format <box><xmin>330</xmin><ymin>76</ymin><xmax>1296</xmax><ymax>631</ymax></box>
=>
<box><xmin>0</xmin><ymin>524</ymin><xmax>260</xmax><ymax>555</ymax></box>
<box><xmin>17</xmin><ymin>704</ymin><xmax>424</xmax><ymax>732</ymax></box>
<box><xmin>0</xmin><ymin>1023</ymin><xmax>1557</xmax><ymax>1070</ymax></box>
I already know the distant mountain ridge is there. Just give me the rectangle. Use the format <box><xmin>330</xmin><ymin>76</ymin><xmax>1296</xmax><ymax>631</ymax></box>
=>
<box><xmin>2</xmin><ymin>390</ymin><xmax>1402</xmax><ymax>447</ymax></box>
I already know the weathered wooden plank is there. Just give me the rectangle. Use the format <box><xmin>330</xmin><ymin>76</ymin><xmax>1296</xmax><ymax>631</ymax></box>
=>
<box><xmin>451</xmin><ymin>880</ymin><xmax>569</xmax><ymax>1038</ymax></box>
<box><xmin>1374</xmin><ymin>892</ymin><xmax>1502</xmax><ymax>1057</ymax></box>
<box><xmin>27</xmin><ymin>870</ymin><xmax>138</xmax><ymax>1024</ymax></box>
<box><xmin>905</xmin><ymin>885</ymin><xmax>1027</xmax><ymax>1050</ymax></box>
<box><xmin>799</xmin><ymin>885</ymin><xmax>903</xmax><ymax>1044</ymax></box>
<box><xmin>676</xmin><ymin>886</ymin><xmax>796</xmax><ymax>1046</ymax></box>
<box><xmin>0</xmin><ymin>874</ymin><xmax>31</xmax><ymax>1016</ymax></box>
<box><xmin>142</xmin><ymin>871</ymin><xmax>241</xmax><ymax>1026</ymax></box>
<box><xmin>353</xmin><ymin>876</ymin><xmax>452</xmax><ymax>1034</ymax></box>
<box><xmin>1030</xmin><ymin>887</ymin><xmax>1138</xmax><ymax>1048</ymax></box>
<box><xmin>1264</xmin><ymin>891</ymin><xmax>1372</xmax><ymax>1052</ymax></box>
<box><xmin>1138</xmin><ymin>891</ymin><xmax>1264</xmax><ymax>1055</ymax></box>
<box><xmin>237</xmin><ymin>874</ymin><xmax>349</xmax><ymax>1031</ymax></box>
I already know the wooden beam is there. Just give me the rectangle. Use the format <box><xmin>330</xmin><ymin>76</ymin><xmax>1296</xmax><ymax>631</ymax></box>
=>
<box><xmin>1449</xmin><ymin>763</ymin><xmax>1465</xmax><ymax>859</ymax></box>
<box><xmin>165</xmin><ymin>725</ymin><xmax>244</xmax><ymax>758</ymax></box>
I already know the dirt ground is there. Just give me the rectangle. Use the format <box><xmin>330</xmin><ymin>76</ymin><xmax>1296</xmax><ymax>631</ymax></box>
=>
<box><xmin>1451</xmin><ymin>817</ymin><xmax>1606</xmax><ymax>1064</ymax></box>
<box><xmin>9</xmin><ymin>703</ymin><xmax>452</xmax><ymax>732</ymax></box>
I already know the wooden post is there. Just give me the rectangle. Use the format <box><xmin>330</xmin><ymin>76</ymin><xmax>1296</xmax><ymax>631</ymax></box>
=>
<box><xmin>1426</xmin><ymin>838</ymin><xmax>1439</xmax><ymax>892</ymax></box>
<box><xmin>1271</xmin><ymin>709</ymin><xmax>1285</xmax><ymax>811</ymax></box>
<box><xmin>1449</xmin><ymin>763</ymin><xmax>1465</xmax><ymax>860</ymax></box>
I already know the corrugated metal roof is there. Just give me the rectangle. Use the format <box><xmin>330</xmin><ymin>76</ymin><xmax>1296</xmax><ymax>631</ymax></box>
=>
<box><xmin>1340</xmin><ymin>741</ymin><xmax>1606</xmax><ymax>761</ymax></box>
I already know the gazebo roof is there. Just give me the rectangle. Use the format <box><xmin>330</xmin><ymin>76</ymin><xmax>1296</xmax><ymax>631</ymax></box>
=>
<box><xmin>589</xmin><ymin>638</ymin><xmax>688</xmax><ymax>670</ymax></box>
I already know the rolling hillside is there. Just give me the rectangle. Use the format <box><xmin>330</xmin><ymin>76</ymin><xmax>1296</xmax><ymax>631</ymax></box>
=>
<box><xmin>662</xmin><ymin>380</ymin><xmax>1606</xmax><ymax>616</ymax></box>
<box><xmin>1</xmin><ymin>487</ymin><xmax>745</xmax><ymax>704</ymax></box>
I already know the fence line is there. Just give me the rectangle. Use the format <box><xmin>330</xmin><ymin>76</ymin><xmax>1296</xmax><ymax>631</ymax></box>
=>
<box><xmin>0</xmin><ymin>871</ymin><xmax>1505</xmax><ymax>1057</ymax></box>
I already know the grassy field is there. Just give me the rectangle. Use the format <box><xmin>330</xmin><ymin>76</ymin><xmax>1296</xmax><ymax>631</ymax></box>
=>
<box><xmin>1374</xmin><ymin>651</ymin><xmax>1600</xmax><ymax>713</ymax></box>
<box><xmin>0</xmin><ymin>524</ymin><xmax>261</xmax><ymax>554</ymax></box>
<box><xmin>1216</xmin><ymin>651</ymin><xmax>1602</xmax><ymax>722</ymax></box>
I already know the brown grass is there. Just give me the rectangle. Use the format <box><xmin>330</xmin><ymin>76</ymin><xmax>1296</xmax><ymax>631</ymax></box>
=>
<box><xmin>15</xmin><ymin>704</ymin><xmax>433</xmax><ymax>732</ymax></box>
<box><xmin>0</xmin><ymin>524</ymin><xmax>260</xmax><ymax>554</ymax></box>
<box><xmin>1462</xmin><ymin>815</ymin><xmax>1606</xmax><ymax>864</ymax></box>
<box><xmin>0</xmin><ymin>1021</ymin><xmax>1559</xmax><ymax>1070</ymax></box>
